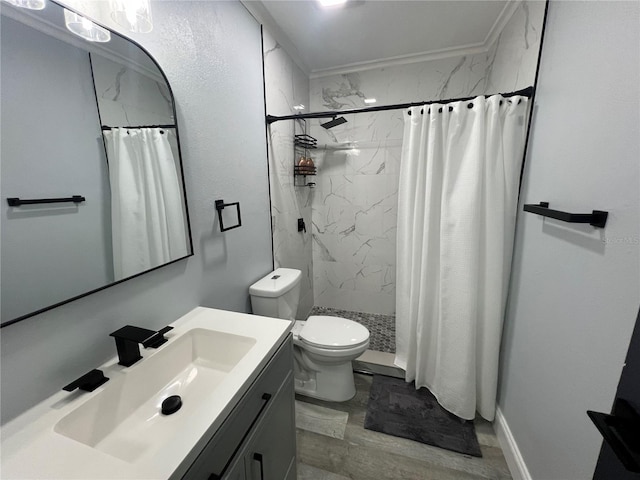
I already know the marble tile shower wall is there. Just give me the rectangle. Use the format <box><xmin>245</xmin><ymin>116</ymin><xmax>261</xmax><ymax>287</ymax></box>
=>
<box><xmin>309</xmin><ymin>1</ymin><xmax>544</xmax><ymax>314</ymax></box>
<box><xmin>263</xmin><ymin>30</ymin><xmax>314</xmax><ymax>319</ymax></box>
<box><xmin>310</xmin><ymin>111</ymin><xmax>403</xmax><ymax>315</ymax></box>
<box><xmin>91</xmin><ymin>55</ymin><xmax>174</xmax><ymax>126</ymax></box>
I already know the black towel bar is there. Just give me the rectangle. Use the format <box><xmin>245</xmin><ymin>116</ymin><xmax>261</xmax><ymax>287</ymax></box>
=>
<box><xmin>7</xmin><ymin>195</ymin><xmax>85</xmax><ymax>207</ymax></box>
<box><xmin>523</xmin><ymin>202</ymin><xmax>608</xmax><ymax>228</ymax></box>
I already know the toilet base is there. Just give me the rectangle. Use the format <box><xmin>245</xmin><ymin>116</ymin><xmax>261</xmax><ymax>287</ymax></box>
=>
<box><xmin>293</xmin><ymin>360</ymin><xmax>356</xmax><ymax>402</ymax></box>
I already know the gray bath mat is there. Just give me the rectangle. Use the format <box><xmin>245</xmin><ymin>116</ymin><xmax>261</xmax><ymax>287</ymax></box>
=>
<box><xmin>364</xmin><ymin>375</ymin><xmax>482</xmax><ymax>457</ymax></box>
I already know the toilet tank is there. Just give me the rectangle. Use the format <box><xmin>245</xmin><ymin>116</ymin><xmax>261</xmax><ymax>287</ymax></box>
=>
<box><xmin>249</xmin><ymin>268</ymin><xmax>301</xmax><ymax>320</ymax></box>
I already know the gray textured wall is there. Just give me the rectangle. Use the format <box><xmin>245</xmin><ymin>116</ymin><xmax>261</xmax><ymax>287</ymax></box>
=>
<box><xmin>498</xmin><ymin>1</ymin><xmax>640</xmax><ymax>478</ymax></box>
<box><xmin>1</xmin><ymin>1</ymin><xmax>273</xmax><ymax>424</ymax></box>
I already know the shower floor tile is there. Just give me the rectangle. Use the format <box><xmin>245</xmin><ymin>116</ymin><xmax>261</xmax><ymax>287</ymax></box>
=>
<box><xmin>308</xmin><ymin>306</ymin><xmax>396</xmax><ymax>354</ymax></box>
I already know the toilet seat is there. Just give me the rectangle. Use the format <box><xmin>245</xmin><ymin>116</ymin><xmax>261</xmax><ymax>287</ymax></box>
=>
<box><xmin>299</xmin><ymin>316</ymin><xmax>369</xmax><ymax>350</ymax></box>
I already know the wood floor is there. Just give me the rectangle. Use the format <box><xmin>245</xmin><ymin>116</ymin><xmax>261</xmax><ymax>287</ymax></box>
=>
<box><xmin>295</xmin><ymin>374</ymin><xmax>512</xmax><ymax>480</ymax></box>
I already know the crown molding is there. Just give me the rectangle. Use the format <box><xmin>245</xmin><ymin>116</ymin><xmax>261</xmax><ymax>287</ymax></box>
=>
<box><xmin>484</xmin><ymin>0</ymin><xmax>521</xmax><ymax>48</ymax></box>
<box><xmin>308</xmin><ymin>42</ymin><xmax>489</xmax><ymax>79</ymax></box>
<box><xmin>309</xmin><ymin>0</ymin><xmax>522</xmax><ymax>79</ymax></box>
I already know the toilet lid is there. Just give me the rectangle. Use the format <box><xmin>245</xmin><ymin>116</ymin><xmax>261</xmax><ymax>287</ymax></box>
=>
<box><xmin>299</xmin><ymin>316</ymin><xmax>369</xmax><ymax>349</ymax></box>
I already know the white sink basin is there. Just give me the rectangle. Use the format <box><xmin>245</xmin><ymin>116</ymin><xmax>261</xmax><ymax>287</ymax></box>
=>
<box><xmin>2</xmin><ymin>307</ymin><xmax>292</xmax><ymax>479</ymax></box>
<box><xmin>54</xmin><ymin>328</ymin><xmax>256</xmax><ymax>462</ymax></box>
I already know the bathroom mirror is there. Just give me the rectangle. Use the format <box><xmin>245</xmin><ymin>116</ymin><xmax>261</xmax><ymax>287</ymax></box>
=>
<box><xmin>0</xmin><ymin>0</ymin><xmax>193</xmax><ymax>326</ymax></box>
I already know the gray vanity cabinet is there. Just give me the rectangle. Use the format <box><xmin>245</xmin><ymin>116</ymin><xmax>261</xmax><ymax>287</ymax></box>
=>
<box><xmin>218</xmin><ymin>456</ymin><xmax>246</xmax><ymax>480</ymax></box>
<box><xmin>181</xmin><ymin>335</ymin><xmax>296</xmax><ymax>480</ymax></box>
<box><xmin>243</xmin><ymin>375</ymin><xmax>296</xmax><ymax>480</ymax></box>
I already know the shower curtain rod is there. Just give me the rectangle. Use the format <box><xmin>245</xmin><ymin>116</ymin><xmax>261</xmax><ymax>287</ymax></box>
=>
<box><xmin>266</xmin><ymin>86</ymin><xmax>534</xmax><ymax>124</ymax></box>
<box><xmin>101</xmin><ymin>125</ymin><xmax>176</xmax><ymax>130</ymax></box>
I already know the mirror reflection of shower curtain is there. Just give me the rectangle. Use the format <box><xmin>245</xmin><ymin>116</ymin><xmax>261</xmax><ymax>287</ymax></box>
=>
<box><xmin>103</xmin><ymin>128</ymin><xmax>187</xmax><ymax>281</ymax></box>
<box><xmin>395</xmin><ymin>95</ymin><xmax>529</xmax><ymax>421</ymax></box>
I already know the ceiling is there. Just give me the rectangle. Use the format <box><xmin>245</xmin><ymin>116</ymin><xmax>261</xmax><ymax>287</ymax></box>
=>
<box><xmin>246</xmin><ymin>0</ymin><xmax>515</xmax><ymax>77</ymax></box>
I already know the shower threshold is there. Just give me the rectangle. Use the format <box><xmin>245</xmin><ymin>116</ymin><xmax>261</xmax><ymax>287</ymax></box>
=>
<box><xmin>354</xmin><ymin>350</ymin><xmax>404</xmax><ymax>379</ymax></box>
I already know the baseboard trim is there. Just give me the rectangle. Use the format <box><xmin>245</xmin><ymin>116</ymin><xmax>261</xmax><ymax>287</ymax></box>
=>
<box><xmin>494</xmin><ymin>407</ymin><xmax>532</xmax><ymax>480</ymax></box>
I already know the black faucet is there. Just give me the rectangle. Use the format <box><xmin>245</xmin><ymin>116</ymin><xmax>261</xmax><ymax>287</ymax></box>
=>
<box><xmin>109</xmin><ymin>325</ymin><xmax>173</xmax><ymax>367</ymax></box>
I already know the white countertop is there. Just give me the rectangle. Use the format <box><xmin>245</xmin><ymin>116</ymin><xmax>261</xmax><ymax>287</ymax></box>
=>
<box><xmin>0</xmin><ymin>307</ymin><xmax>292</xmax><ymax>479</ymax></box>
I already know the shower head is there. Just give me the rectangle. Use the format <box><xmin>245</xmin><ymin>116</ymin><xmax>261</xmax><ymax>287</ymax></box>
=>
<box><xmin>321</xmin><ymin>116</ymin><xmax>347</xmax><ymax>129</ymax></box>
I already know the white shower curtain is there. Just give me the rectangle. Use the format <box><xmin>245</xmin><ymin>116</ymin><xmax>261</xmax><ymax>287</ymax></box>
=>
<box><xmin>103</xmin><ymin>128</ymin><xmax>188</xmax><ymax>281</ymax></box>
<box><xmin>395</xmin><ymin>95</ymin><xmax>528</xmax><ymax>421</ymax></box>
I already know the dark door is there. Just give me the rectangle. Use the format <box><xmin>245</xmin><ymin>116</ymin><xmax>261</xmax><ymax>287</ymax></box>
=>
<box><xmin>592</xmin><ymin>307</ymin><xmax>640</xmax><ymax>479</ymax></box>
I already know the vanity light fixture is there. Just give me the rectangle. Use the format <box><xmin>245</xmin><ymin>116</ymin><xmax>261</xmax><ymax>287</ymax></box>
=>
<box><xmin>293</xmin><ymin>104</ymin><xmax>305</xmax><ymax>111</ymax></box>
<box><xmin>2</xmin><ymin>0</ymin><xmax>45</xmax><ymax>10</ymax></box>
<box><xmin>109</xmin><ymin>0</ymin><xmax>153</xmax><ymax>33</ymax></box>
<box><xmin>317</xmin><ymin>0</ymin><xmax>347</xmax><ymax>8</ymax></box>
<box><xmin>364</xmin><ymin>98</ymin><xmax>377</xmax><ymax>104</ymax></box>
<box><xmin>64</xmin><ymin>9</ymin><xmax>111</xmax><ymax>42</ymax></box>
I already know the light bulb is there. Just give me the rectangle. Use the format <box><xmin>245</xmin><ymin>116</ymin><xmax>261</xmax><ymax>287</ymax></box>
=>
<box><xmin>64</xmin><ymin>9</ymin><xmax>111</xmax><ymax>43</ymax></box>
<box><xmin>317</xmin><ymin>0</ymin><xmax>347</xmax><ymax>7</ymax></box>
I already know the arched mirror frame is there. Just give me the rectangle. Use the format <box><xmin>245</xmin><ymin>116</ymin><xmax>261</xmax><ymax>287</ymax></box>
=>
<box><xmin>1</xmin><ymin>0</ymin><xmax>194</xmax><ymax>327</ymax></box>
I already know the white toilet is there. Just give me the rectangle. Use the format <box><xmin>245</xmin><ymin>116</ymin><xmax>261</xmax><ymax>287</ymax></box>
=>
<box><xmin>249</xmin><ymin>268</ymin><xmax>370</xmax><ymax>402</ymax></box>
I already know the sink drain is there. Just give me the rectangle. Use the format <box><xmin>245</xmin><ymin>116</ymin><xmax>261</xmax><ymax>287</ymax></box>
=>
<box><xmin>161</xmin><ymin>395</ymin><xmax>182</xmax><ymax>415</ymax></box>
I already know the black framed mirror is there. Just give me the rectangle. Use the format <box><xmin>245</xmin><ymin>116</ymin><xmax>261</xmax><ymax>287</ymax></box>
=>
<box><xmin>1</xmin><ymin>0</ymin><xmax>193</xmax><ymax>326</ymax></box>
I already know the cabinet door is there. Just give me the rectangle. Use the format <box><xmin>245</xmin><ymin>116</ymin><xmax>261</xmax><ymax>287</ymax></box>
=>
<box><xmin>221</xmin><ymin>456</ymin><xmax>246</xmax><ymax>480</ymax></box>
<box><xmin>180</xmin><ymin>338</ymin><xmax>293</xmax><ymax>480</ymax></box>
<box><xmin>244</xmin><ymin>375</ymin><xmax>296</xmax><ymax>480</ymax></box>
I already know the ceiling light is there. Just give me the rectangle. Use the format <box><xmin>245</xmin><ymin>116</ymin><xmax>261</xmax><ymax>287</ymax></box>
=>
<box><xmin>317</xmin><ymin>0</ymin><xmax>347</xmax><ymax>8</ymax></box>
<box><xmin>2</xmin><ymin>0</ymin><xmax>46</xmax><ymax>10</ymax></box>
<box><xmin>64</xmin><ymin>9</ymin><xmax>111</xmax><ymax>42</ymax></box>
<box><xmin>109</xmin><ymin>0</ymin><xmax>152</xmax><ymax>33</ymax></box>
<box><xmin>293</xmin><ymin>104</ymin><xmax>305</xmax><ymax>110</ymax></box>
<box><xmin>364</xmin><ymin>98</ymin><xmax>377</xmax><ymax>104</ymax></box>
